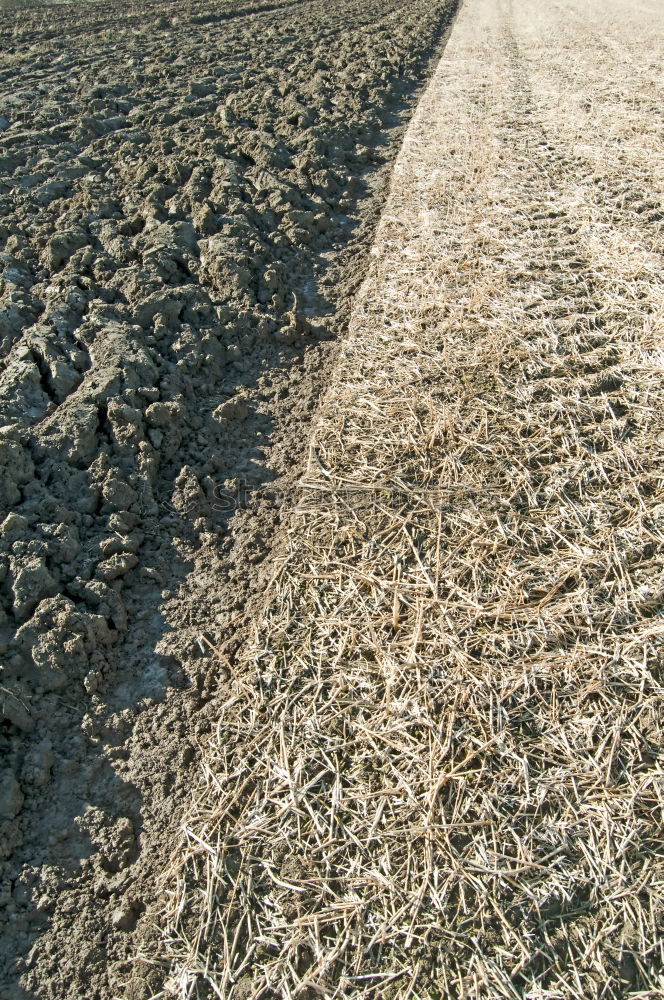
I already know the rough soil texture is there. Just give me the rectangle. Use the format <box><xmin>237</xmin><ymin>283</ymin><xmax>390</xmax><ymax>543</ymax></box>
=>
<box><xmin>0</xmin><ymin>0</ymin><xmax>458</xmax><ymax>996</ymax></box>
<box><xmin>159</xmin><ymin>0</ymin><xmax>664</xmax><ymax>996</ymax></box>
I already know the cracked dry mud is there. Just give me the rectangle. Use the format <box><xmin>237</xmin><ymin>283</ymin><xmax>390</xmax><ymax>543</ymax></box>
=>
<box><xmin>0</xmin><ymin>0</ymin><xmax>458</xmax><ymax>996</ymax></box>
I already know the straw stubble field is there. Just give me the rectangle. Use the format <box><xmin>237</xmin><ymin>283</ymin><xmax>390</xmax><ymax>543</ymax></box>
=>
<box><xmin>158</xmin><ymin>0</ymin><xmax>664</xmax><ymax>996</ymax></box>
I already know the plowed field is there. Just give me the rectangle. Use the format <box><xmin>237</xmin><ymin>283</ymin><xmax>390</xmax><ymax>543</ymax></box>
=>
<box><xmin>0</xmin><ymin>1</ymin><xmax>456</xmax><ymax>996</ymax></box>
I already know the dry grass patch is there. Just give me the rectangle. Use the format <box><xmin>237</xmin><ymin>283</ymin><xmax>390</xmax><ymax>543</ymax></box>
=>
<box><xmin>156</xmin><ymin>0</ymin><xmax>664</xmax><ymax>996</ymax></box>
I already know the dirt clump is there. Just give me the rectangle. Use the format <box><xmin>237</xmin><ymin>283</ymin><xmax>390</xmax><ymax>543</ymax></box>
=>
<box><xmin>0</xmin><ymin>0</ymin><xmax>458</xmax><ymax>997</ymax></box>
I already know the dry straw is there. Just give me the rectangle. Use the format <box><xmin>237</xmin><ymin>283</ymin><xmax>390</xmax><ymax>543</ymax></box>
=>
<box><xmin>155</xmin><ymin>0</ymin><xmax>664</xmax><ymax>995</ymax></box>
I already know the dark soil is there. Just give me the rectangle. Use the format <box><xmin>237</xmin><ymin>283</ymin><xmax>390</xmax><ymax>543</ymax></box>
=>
<box><xmin>0</xmin><ymin>0</ymin><xmax>457</xmax><ymax>996</ymax></box>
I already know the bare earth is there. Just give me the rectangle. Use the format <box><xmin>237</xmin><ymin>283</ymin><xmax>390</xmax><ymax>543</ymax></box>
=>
<box><xmin>159</xmin><ymin>0</ymin><xmax>664</xmax><ymax>997</ymax></box>
<box><xmin>0</xmin><ymin>1</ymin><xmax>458</xmax><ymax>997</ymax></box>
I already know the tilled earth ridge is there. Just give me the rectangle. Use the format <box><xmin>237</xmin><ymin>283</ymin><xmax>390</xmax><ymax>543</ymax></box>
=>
<box><xmin>0</xmin><ymin>0</ymin><xmax>458</xmax><ymax>996</ymax></box>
